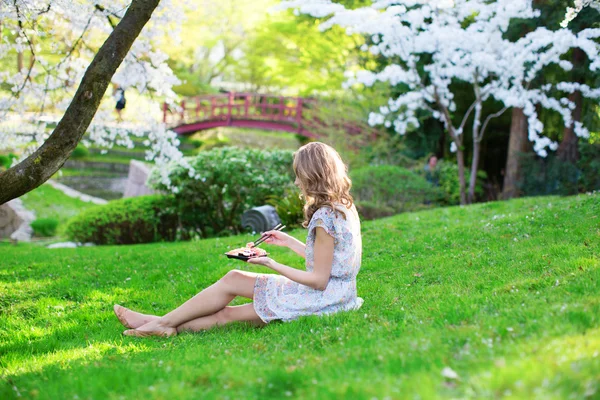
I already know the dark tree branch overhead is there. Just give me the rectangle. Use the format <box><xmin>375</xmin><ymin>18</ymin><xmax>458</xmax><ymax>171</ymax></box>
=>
<box><xmin>0</xmin><ymin>0</ymin><xmax>162</xmax><ymax>205</ymax></box>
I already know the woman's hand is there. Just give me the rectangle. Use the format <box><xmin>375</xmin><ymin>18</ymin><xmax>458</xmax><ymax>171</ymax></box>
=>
<box><xmin>257</xmin><ymin>230</ymin><xmax>293</xmax><ymax>248</ymax></box>
<box><xmin>247</xmin><ymin>257</ymin><xmax>275</xmax><ymax>269</ymax></box>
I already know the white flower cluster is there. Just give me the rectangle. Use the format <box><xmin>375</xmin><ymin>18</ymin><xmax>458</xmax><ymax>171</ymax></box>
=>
<box><xmin>0</xmin><ymin>0</ymin><xmax>186</xmax><ymax>172</ymax></box>
<box><xmin>561</xmin><ymin>0</ymin><xmax>600</xmax><ymax>28</ymax></box>
<box><xmin>285</xmin><ymin>0</ymin><xmax>600</xmax><ymax>157</ymax></box>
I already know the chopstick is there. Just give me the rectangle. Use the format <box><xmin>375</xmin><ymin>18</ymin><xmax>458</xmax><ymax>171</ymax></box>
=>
<box><xmin>253</xmin><ymin>224</ymin><xmax>286</xmax><ymax>247</ymax></box>
<box><xmin>252</xmin><ymin>223</ymin><xmax>282</xmax><ymax>246</ymax></box>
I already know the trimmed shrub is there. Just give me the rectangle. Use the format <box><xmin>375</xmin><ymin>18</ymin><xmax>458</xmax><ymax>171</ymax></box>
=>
<box><xmin>71</xmin><ymin>145</ymin><xmax>90</xmax><ymax>159</ymax></box>
<box><xmin>149</xmin><ymin>147</ymin><xmax>294</xmax><ymax>237</ymax></box>
<box><xmin>31</xmin><ymin>218</ymin><xmax>59</xmax><ymax>237</ymax></box>
<box><xmin>351</xmin><ymin>165</ymin><xmax>439</xmax><ymax>219</ymax></box>
<box><xmin>65</xmin><ymin>195</ymin><xmax>178</xmax><ymax>245</ymax></box>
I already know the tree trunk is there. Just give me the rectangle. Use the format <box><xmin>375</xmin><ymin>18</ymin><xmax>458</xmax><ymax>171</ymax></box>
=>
<box><xmin>557</xmin><ymin>47</ymin><xmax>585</xmax><ymax>164</ymax></box>
<box><xmin>0</xmin><ymin>0</ymin><xmax>162</xmax><ymax>205</ymax></box>
<box><xmin>468</xmin><ymin>140</ymin><xmax>480</xmax><ymax>204</ymax></box>
<box><xmin>456</xmin><ymin>148</ymin><xmax>467</xmax><ymax>205</ymax></box>
<box><xmin>502</xmin><ymin>107</ymin><xmax>528</xmax><ymax>199</ymax></box>
<box><xmin>557</xmin><ymin>89</ymin><xmax>583</xmax><ymax>164</ymax></box>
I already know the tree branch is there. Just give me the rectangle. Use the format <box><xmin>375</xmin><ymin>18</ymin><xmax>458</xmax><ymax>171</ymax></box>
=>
<box><xmin>478</xmin><ymin>106</ymin><xmax>509</xmax><ymax>142</ymax></box>
<box><xmin>0</xmin><ymin>0</ymin><xmax>162</xmax><ymax>205</ymax></box>
<box><xmin>458</xmin><ymin>100</ymin><xmax>477</xmax><ymax>135</ymax></box>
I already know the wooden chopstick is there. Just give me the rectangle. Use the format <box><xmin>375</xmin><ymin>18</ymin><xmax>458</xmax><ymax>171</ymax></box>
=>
<box><xmin>253</xmin><ymin>224</ymin><xmax>286</xmax><ymax>247</ymax></box>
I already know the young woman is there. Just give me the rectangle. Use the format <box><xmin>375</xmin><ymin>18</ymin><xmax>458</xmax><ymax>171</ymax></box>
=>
<box><xmin>114</xmin><ymin>142</ymin><xmax>363</xmax><ymax>337</ymax></box>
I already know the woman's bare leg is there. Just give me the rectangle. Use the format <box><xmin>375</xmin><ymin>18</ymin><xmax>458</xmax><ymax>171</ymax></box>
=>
<box><xmin>123</xmin><ymin>270</ymin><xmax>258</xmax><ymax>336</ymax></box>
<box><xmin>177</xmin><ymin>303</ymin><xmax>264</xmax><ymax>333</ymax></box>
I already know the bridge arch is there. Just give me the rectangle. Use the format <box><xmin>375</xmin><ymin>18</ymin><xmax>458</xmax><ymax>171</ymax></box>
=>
<box><xmin>163</xmin><ymin>93</ymin><xmax>318</xmax><ymax>138</ymax></box>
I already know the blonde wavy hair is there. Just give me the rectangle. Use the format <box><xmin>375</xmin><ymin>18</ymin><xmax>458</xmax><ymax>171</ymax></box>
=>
<box><xmin>293</xmin><ymin>142</ymin><xmax>353</xmax><ymax>228</ymax></box>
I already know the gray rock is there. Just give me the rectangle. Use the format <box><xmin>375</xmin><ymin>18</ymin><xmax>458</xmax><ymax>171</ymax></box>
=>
<box><xmin>0</xmin><ymin>199</ymin><xmax>35</xmax><ymax>242</ymax></box>
<box><xmin>123</xmin><ymin>160</ymin><xmax>156</xmax><ymax>198</ymax></box>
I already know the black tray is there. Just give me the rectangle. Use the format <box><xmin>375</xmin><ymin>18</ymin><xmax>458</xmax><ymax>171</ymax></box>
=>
<box><xmin>224</xmin><ymin>253</ymin><xmax>268</xmax><ymax>261</ymax></box>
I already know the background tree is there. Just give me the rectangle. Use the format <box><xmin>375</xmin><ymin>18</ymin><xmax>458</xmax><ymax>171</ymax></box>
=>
<box><xmin>287</xmin><ymin>0</ymin><xmax>600</xmax><ymax>204</ymax></box>
<box><xmin>0</xmin><ymin>0</ymin><xmax>172</xmax><ymax>204</ymax></box>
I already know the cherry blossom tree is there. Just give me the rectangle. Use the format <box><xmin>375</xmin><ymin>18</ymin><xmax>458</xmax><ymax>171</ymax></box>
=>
<box><xmin>562</xmin><ymin>0</ymin><xmax>600</xmax><ymax>27</ymax></box>
<box><xmin>286</xmin><ymin>0</ymin><xmax>600</xmax><ymax>204</ymax></box>
<box><xmin>0</xmin><ymin>0</ymin><xmax>185</xmax><ymax>204</ymax></box>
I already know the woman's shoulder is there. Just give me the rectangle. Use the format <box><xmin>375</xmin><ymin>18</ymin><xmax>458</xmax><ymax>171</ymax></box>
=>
<box><xmin>312</xmin><ymin>203</ymin><xmax>353</xmax><ymax>223</ymax></box>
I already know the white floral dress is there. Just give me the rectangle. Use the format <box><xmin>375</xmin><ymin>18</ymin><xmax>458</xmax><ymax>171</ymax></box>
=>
<box><xmin>253</xmin><ymin>204</ymin><xmax>363</xmax><ymax>323</ymax></box>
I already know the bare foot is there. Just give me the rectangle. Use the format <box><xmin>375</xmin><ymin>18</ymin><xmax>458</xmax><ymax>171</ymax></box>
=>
<box><xmin>122</xmin><ymin>319</ymin><xmax>177</xmax><ymax>338</ymax></box>
<box><xmin>113</xmin><ymin>304</ymin><xmax>159</xmax><ymax>329</ymax></box>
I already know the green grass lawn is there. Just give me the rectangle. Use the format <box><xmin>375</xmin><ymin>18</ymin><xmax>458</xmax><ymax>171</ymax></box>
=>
<box><xmin>1</xmin><ymin>194</ymin><xmax>599</xmax><ymax>399</ymax></box>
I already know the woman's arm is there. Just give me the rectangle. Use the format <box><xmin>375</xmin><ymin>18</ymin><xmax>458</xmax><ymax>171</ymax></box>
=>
<box><xmin>286</xmin><ymin>236</ymin><xmax>307</xmax><ymax>259</ymax></box>
<box><xmin>255</xmin><ymin>230</ymin><xmax>306</xmax><ymax>259</ymax></box>
<box><xmin>248</xmin><ymin>227</ymin><xmax>333</xmax><ymax>290</ymax></box>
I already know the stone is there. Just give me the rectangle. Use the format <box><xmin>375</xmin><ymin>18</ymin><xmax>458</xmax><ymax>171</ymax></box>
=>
<box><xmin>123</xmin><ymin>160</ymin><xmax>156</xmax><ymax>198</ymax></box>
<box><xmin>47</xmin><ymin>242</ymin><xmax>78</xmax><ymax>249</ymax></box>
<box><xmin>0</xmin><ymin>199</ymin><xmax>35</xmax><ymax>242</ymax></box>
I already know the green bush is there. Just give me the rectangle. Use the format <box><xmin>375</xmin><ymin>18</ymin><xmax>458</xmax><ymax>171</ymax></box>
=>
<box><xmin>149</xmin><ymin>147</ymin><xmax>294</xmax><ymax>237</ymax></box>
<box><xmin>516</xmin><ymin>142</ymin><xmax>600</xmax><ymax>196</ymax></box>
<box><xmin>71</xmin><ymin>145</ymin><xmax>90</xmax><ymax>159</ymax></box>
<box><xmin>0</xmin><ymin>155</ymin><xmax>11</xmax><ymax>169</ymax></box>
<box><xmin>190</xmin><ymin>139</ymin><xmax>204</xmax><ymax>149</ymax></box>
<box><xmin>517</xmin><ymin>154</ymin><xmax>579</xmax><ymax>196</ymax></box>
<box><xmin>267</xmin><ymin>186</ymin><xmax>304</xmax><ymax>228</ymax></box>
<box><xmin>434</xmin><ymin>161</ymin><xmax>487</xmax><ymax>205</ymax></box>
<box><xmin>31</xmin><ymin>218</ymin><xmax>59</xmax><ymax>237</ymax></box>
<box><xmin>351</xmin><ymin>165</ymin><xmax>439</xmax><ymax>220</ymax></box>
<box><xmin>578</xmin><ymin>141</ymin><xmax>600</xmax><ymax>192</ymax></box>
<box><xmin>65</xmin><ymin>195</ymin><xmax>178</xmax><ymax>245</ymax></box>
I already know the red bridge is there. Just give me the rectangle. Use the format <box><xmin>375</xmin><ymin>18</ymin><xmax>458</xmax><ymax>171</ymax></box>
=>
<box><xmin>163</xmin><ymin>93</ymin><xmax>318</xmax><ymax>138</ymax></box>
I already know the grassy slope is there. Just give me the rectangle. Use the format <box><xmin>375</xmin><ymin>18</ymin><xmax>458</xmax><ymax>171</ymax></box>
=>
<box><xmin>0</xmin><ymin>194</ymin><xmax>598</xmax><ymax>399</ymax></box>
<box><xmin>19</xmin><ymin>184</ymin><xmax>97</xmax><ymax>229</ymax></box>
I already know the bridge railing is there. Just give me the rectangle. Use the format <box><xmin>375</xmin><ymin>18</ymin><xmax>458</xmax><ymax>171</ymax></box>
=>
<box><xmin>163</xmin><ymin>93</ymin><xmax>316</xmax><ymax>129</ymax></box>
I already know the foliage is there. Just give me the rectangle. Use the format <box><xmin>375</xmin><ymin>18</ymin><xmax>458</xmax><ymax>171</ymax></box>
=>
<box><xmin>578</xmin><ymin>141</ymin><xmax>600</xmax><ymax>191</ymax></box>
<box><xmin>518</xmin><ymin>154</ymin><xmax>579</xmax><ymax>196</ymax></box>
<box><xmin>65</xmin><ymin>195</ymin><xmax>178</xmax><ymax>245</ymax></box>
<box><xmin>70</xmin><ymin>145</ymin><xmax>90</xmax><ymax>160</ymax></box>
<box><xmin>0</xmin><ymin>0</ymin><xmax>182</xmax><ymax>169</ymax></box>
<box><xmin>0</xmin><ymin>155</ymin><xmax>10</xmax><ymax>170</ymax></box>
<box><xmin>1</xmin><ymin>195</ymin><xmax>599</xmax><ymax>399</ymax></box>
<box><xmin>517</xmin><ymin>141</ymin><xmax>600</xmax><ymax>196</ymax></box>
<box><xmin>149</xmin><ymin>147</ymin><xmax>295</xmax><ymax>238</ymax></box>
<box><xmin>266</xmin><ymin>186</ymin><xmax>304</xmax><ymax>228</ymax></box>
<box><xmin>434</xmin><ymin>161</ymin><xmax>487</xmax><ymax>206</ymax></box>
<box><xmin>291</xmin><ymin>0</ymin><xmax>600</xmax><ymax>203</ymax></box>
<box><xmin>30</xmin><ymin>218</ymin><xmax>59</xmax><ymax>237</ymax></box>
<box><xmin>351</xmin><ymin>165</ymin><xmax>439</xmax><ymax>219</ymax></box>
<box><xmin>235</xmin><ymin>13</ymin><xmax>362</xmax><ymax>95</ymax></box>
<box><xmin>302</xmin><ymin>92</ymin><xmax>390</xmax><ymax>169</ymax></box>
<box><xmin>561</xmin><ymin>0</ymin><xmax>600</xmax><ymax>27</ymax></box>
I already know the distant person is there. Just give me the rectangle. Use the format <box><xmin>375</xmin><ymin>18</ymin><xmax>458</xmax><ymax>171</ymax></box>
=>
<box><xmin>113</xmin><ymin>84</ymin><xmax>126</xmax><ymax>121</ymax></box>
<box><xmin>424</xmin><ymin>154</ymin><xmax>439</xmax><ymax>186</ymax></box>
<box><xmin>113</xmin><ymin>142</ymin><xmax>363</xmax><ymax>337</ymax></box>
